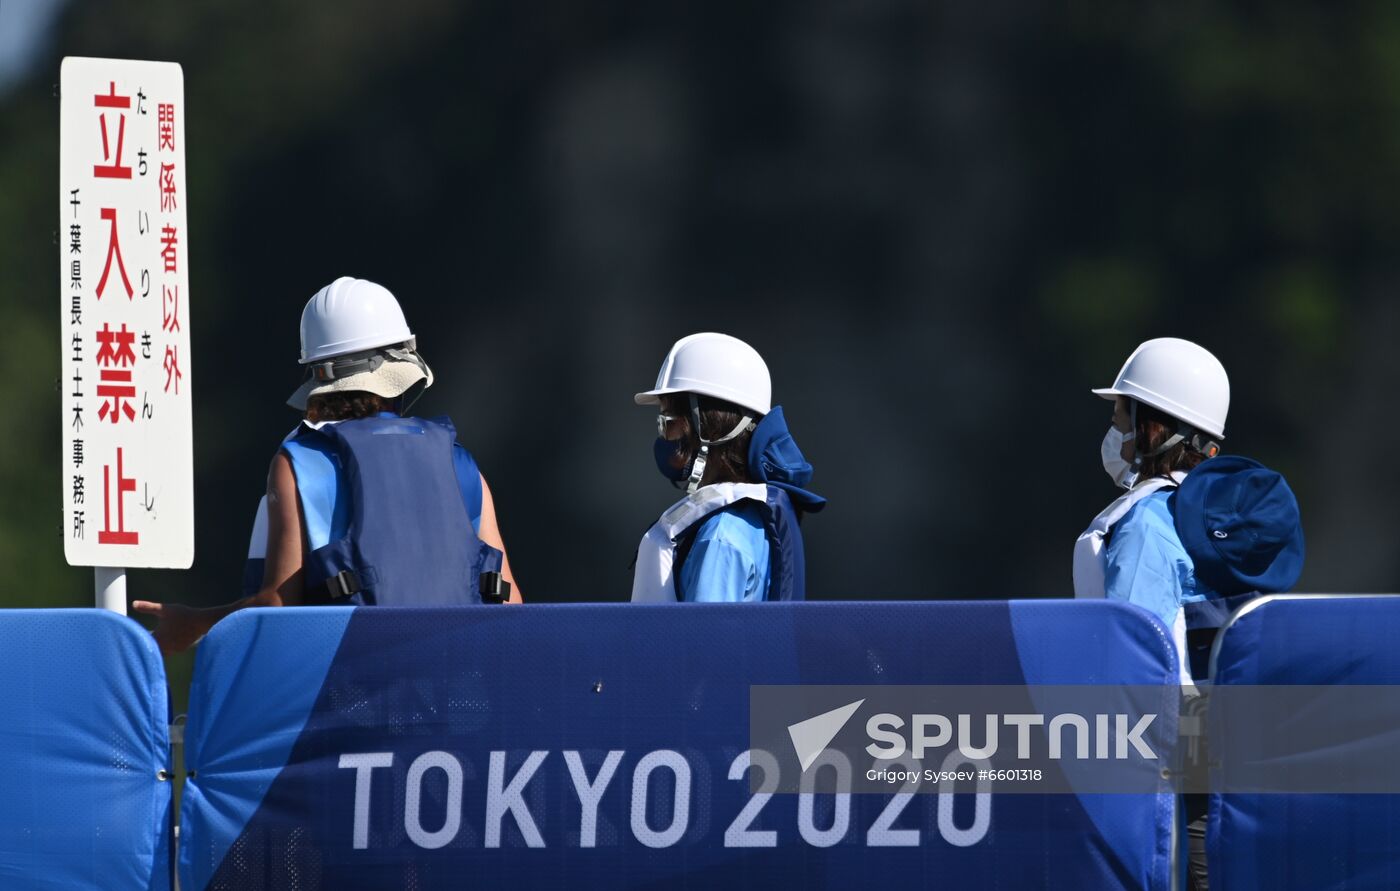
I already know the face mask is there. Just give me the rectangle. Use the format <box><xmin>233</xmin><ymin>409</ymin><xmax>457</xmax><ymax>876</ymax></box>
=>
<box><xmin>653</xmin><ymin>437</ymin><xmax>688</xmax><ymax>482</ymax></box>
<box><xmin>1101</xmin><ymin>426</ymin><xmax>1137</xmax><ymax>489</ymax></box>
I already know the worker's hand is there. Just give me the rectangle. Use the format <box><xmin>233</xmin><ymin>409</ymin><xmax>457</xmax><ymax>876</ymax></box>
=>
<box><xmin>131</xmin><ymin>600</ymin><xmax>209</xmax><ymax>656</ymax></box>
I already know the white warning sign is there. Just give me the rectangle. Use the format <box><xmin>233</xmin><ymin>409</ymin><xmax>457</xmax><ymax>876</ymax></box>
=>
<box><xmin>59</xmin><ymin>56</ymin><xmax>194</xmax><ymax>568</ymax></box>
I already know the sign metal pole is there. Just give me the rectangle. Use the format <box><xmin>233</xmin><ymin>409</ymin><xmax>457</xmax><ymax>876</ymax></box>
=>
<box><xmin>95</xmin><ymin>566</ymin><xmax>127</xmax><ymax>614</ymax></box>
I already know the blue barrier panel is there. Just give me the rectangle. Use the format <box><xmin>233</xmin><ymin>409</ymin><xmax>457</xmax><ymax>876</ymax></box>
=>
<box><xmin>0</xmin><ymin>609</ymin><xmax>171</xmax><ymax>891</ymax></box>
<box><xmin>182</xmin><ymin>601</ymin><xmax>1177</xmax><ymax>890</ymax></box>
<box><xmin>1209</xmin><ymin>595</ymin><xmax>1400</xmax><ymax>891</ymax></box>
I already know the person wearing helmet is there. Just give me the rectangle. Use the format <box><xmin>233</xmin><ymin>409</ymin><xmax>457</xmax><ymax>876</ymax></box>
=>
<box><xmin>631</xmin><ymin>333</ymin><xmax>825</xmax><ymax>603</ymax></box>
<box><xmin>135</xmin><ymin>277</ymin><xmax>521</xmax><ymax>654</ymax></box>
<box><xmin>1077</xmin><ymin>339</ymin><xmax>1305</xmax><ymax>891</ymax></box>
<box><xmin>1074</xmin><ymin>337</ymin><xmax>1303</xmax><ymax>685</ymax></box>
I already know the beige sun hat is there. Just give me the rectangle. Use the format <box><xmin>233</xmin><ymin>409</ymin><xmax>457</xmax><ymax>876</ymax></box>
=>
<box><xmin>286</xmin><ymin>353</ymin><xmax>434</xmax><ymax>410</ymax></box>
<box><xmin>285</xmin><ymin>276</ymin><xmax>435</xmax><ymax>410</ymax></box>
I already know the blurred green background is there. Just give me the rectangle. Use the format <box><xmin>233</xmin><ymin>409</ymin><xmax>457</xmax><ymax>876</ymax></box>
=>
<box><xmin>3</xmin><ymin>1</ymin><xmax>1397</xmax><ymax>642</ymax></box>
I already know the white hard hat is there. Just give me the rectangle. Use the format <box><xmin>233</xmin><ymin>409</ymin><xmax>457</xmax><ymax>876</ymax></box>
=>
<box><xmin>634</xmin><ymin>332</ymin><xmax>772</xmax><ymax>415</ymax></box>
<box><xmin>286</xmin><ymin>277</ymin><xmax>433</xmax><ymax>410</ymax></box>
<box><xmin>1093</xmin><ymin>337</ymin><xmax>1229</xmax><ymax>438</ymax></box>
<box><xmin>298</xmin><ymin>276</ymin><xmax>415</xmax><ymax>363</ymax></box>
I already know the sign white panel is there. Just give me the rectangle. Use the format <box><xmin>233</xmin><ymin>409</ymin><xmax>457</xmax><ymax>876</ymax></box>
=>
<box><xmin>59</xmin><ymin>57</ymin><xmax>194</xmax><ymax>568</ymax></box>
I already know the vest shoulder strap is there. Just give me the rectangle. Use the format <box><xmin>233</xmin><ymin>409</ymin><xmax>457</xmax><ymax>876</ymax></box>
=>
<box><xmin>452</xmin><ymin>443</ymin><xmax>483</xmax><ymax>530</ymax></box>
<box><xmin>281</xmin><ymin>435</ymin><xmax>347</xmax><ymax>550</ymax></box>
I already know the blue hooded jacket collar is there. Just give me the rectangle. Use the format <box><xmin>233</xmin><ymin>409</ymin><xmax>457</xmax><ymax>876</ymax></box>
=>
<box><xmin>746</xmin><ymin>406</ymin><xmax>826</xmax><ymax>512</ymax></box>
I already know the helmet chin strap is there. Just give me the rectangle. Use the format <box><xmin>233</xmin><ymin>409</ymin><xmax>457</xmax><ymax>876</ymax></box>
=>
<box><xmin>399</xmin><ymin>378</ymin><xmax>428</xmax><ymax>415</ymax></box>
<box><xmin>683</xmin><ymin>394</ymin><xmax>756</xmax><ymax>494</ymax></box>
<box><xmin>684</xmin><ymin>447</ymin><xmax>709</xmax><ymax>494</ymax></box>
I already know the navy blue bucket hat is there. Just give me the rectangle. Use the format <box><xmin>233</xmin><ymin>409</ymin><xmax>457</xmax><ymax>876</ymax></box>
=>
<box><xmin>1173</xmin><ymin>455</ymin><xmax>1304</xmax><ymax>596</ymax></box>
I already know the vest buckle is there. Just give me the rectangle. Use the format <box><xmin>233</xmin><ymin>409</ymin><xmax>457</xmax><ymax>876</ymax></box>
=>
<box><xmin>480</xmin><ymin>571</ymin><xmax>511</xmax><ymax>605</ymax></box>
<box><xmin>328</xmin><ymin>569</ymin><xmax>362</xmax><ymax>600</ymax></box>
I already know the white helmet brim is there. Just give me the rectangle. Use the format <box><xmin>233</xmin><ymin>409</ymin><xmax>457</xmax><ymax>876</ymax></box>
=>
<box><xmin>1089</xmin><ymin>384</ymin><xmax>1226</xmax><ymax>439</ymax></box>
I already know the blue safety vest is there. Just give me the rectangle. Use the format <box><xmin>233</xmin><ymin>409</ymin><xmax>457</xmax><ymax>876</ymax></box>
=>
<box><xmin>243</xmin><ymin>414</ymin><xmax>500</xmax><ymax>605</ymax></box>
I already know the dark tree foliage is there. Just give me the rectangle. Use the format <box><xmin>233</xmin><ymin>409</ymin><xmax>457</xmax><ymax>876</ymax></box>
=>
<box><xmin>2</xmin><ymin>1</ymin><xmax>1397</xmax><ymax>634</ymax></box>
